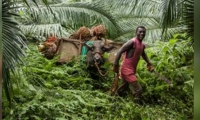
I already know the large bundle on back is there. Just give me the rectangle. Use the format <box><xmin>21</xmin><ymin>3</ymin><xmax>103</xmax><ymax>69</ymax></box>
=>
<box><xmin>77</xmin><ymin>26</ymin><xmax>92</xmax><ymax>40</ymax></box>
<box><xmin>91</xmin><ymin>24</ymin><xmax>106</xmax><ymax>39</ymax></box>
<box><xmin>38</xmin><ymin>36</ymin><xmax>58</xmax><ymax>59</ymax></box>
<box><xmin>69</xmin><ymin>32</ymin><xmax>79</xmax><ymax>39</ymax></box>
<box><xmin>38</xmin><ymin>24</ymin><xmax>123</xmax><ymax>63</ymax></box>
<box><xmin>69</xmin><ymin>26</ymin><xmax>92</xmax><ymax>41</ymax></box>
<box><xmin>69</xmin><ymin>25</ymin><xmax>106</xmax><ymax>41</ymax></box>
<box><xmin>45</xmin><ymin>36</ymin><xmax>58</xmax><ymax>43</ymax></box>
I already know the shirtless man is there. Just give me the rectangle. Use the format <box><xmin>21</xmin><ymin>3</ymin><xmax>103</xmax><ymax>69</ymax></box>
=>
<box><xmin>113</xmin><ymin>26</ymin><xmax>154</xmax><ymax>104</ymax></box>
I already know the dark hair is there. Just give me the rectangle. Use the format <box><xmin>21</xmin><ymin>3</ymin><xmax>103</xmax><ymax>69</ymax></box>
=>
<box><xmin>136</xmin><ymin>26</ymin><xmax>146</xmax><ymax>32</ymax></box>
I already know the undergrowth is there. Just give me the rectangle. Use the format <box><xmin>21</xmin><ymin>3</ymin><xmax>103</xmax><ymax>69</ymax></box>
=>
<box><xmin>3</xmin><ymin>34</ymin><xmax>194</xmax><ymax>120</ymax></box>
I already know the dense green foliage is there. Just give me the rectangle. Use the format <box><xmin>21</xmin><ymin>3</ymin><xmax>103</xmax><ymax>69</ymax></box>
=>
<box><xmin>3</xmin><ymin>34</ymin><xmax>193</xmax><ymax>119</ymax></box>
<box><xmin>3</xmin><ymin>0</ymin><xmax>194</xmax><ymax>104</ymax></box>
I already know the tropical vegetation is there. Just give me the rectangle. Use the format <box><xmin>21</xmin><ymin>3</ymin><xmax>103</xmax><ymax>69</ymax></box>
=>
<box><xmin>2</xmin><ymin>0</ymin><xmax>194</xmax><ymax>119</ymax></box>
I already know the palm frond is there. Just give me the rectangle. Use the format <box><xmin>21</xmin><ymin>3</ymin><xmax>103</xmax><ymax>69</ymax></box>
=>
<box><xmin>115</xmin><ymin>17</ymin><xmax>185</xmax><ymax>42</ymax></box>
<box><xmin>182</xmin><ymin>0</ymin><xmax>194</xmax><ymax>42</ymax></box>
<box><xmin>160</xmin><ymin>0</ymin><xmax>182</xmax><ymax>34</ymax></box>
<box><xmin>21</xmin><ymin>2</ymin><xmax>120</xmax><ymax>38</ymax></box>
<box><xmin>2</xmin><ymin>0</ymin><xmax>27</xmax><ymax>103</ymax></box>
<box><xmin>106</xmin><ymin>0</ymin><xmax>138</xmax><ymax>12</ymax></box>
<box><xmin>19</xmin><ymin>23</ymin><xmax>64</xmax><ymax>37</ymax></box>
<box><xmin>116</xmin><ymin>17</ymin><xmax>159</xmax><ymax>40</ymax></box>
<box><xmin>105</xmin><ymin>0</ymin><xmax>191</xmax><ymax>41</ymax></box>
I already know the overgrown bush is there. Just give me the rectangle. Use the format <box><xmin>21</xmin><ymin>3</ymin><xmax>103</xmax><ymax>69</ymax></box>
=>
<box><xmin>137</xmin><ymin>34</ymin><xmax>193</xmax><ymax>118</ymax></box>
<box><xmin>3</xmin><ymin>34</ymin><xmax>193</xmax><ymax>120</ymax></box>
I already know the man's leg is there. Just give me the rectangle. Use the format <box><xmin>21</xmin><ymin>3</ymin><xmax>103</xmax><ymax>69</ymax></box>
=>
<box><xmin>129</xmin><ymin>81</ymin><xmax>143</xmax><ymax>104</ymax></box>
<box><xmin>115</xmin><ymin>79</ymin><xmax>129</xmax><ymax>97</ymax></box>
